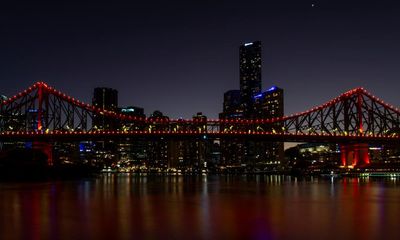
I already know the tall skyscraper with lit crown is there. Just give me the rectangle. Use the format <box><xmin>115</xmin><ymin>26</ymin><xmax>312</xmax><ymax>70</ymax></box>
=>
<box><xmin>239</xmin><ymin>41</ymin><xmax>262</xmax><ymax>117</ymax></box>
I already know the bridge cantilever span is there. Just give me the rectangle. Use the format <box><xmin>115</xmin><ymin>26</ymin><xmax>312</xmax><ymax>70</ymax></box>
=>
<box><xmin>1</xmin><ymin>81</ymin><xmax>400</xmax><ymax>166</ymax></box>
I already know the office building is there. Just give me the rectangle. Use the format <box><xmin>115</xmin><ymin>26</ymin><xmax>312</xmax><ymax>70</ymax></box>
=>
<box><xmin>116</xmin><ymin>106</ymin><xmax>147</xmax><ymax>170</ymax></box>
<box><xmin>147</xmin><ymin>110</ymin><xmax>169</xmax><ymax>171</ymax></box>
<box><xmin>252</xmin><ymin>86</ymin><xmax>284</xmax><ymax>167</ymax></box>
<box><xmin>92</xmin><ymin>87</ymin><xmax>118</xmax><ymax>130</ymax></box>
<box><xmin>168</xmin><ymin>112</ymin><xmax>209</xmax><ymax>172</ymax></box>
<box><xmin>221</xmin><ymin>90</ymin><xmax>242</xmax><ymax>119</ymax></box>
<box><xmin>219</xmin><ymin>41</ymin><xmax>262</xmax><ymax>169</ymax></box>
<box><xmin>92</xmin><ymin>87</ymin><xmax>119</xmax><ymax>168</ymax></box>
<box><xmin>253</xmin><ymin>86</ymin><xmax>284</xmax><ymax>119</ymax></box>
<box><xmin>239</xmin><ymin>41</ymin><xmax>262</xmax><ymax>117</ymax></box>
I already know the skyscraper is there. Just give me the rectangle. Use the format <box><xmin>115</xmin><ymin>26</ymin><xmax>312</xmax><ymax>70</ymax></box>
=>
<box><xmin>92</xmin><ymin>87</ymin><xmax>118</xmax><ymax>130</ymax></box>
<box><xmin>220</xmin><ymin>41</ymin><xmax>285</xmax><ymax>170</ymax></box>
<box><xmin>147</xmin><ymin>110</ymin><xmax>170</xmax><ymax>170</ymax></box>
<box><xmin>92</xmin><ymin>87</ymin><xmax>119</xmax><ymax>168</ymax></box>
<box><xmin>239</xmin><ymin>41</ymin><xmax>262</xmax><ymax>117</ymax></box>
<box><xmin>169</xmin><ymin>112</ymin><xmax>209</xmax><ymax>171</ymax></box>
<box><xmin>117</xmin><ymin>106</ymin><xmax>147</xmax><ymax>168</ymax></box>
<box><xmin>252</xmin><ymin>86</ymin><xmax>284</xmax><ymax>166</ymax></box>
<box><xmin>219</xmin><ymin>90</ymin><xmax>242</xmax><ymax>119</ymax></box>
<box><xmin>253</xmin><ymin>86</ymin><xmax>284</xmax><ymax>119</ymax></box>
<box><xmin>219</xmin><ymin>89</ymin><xmax>245</xmax><ymax>168</ymax></box>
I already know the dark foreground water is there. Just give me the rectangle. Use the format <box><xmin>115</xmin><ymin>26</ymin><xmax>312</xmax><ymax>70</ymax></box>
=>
<box><xmin>1</xmin><ymin>174</ymin><xmax>400</xmax><ymax>240</ymax></box>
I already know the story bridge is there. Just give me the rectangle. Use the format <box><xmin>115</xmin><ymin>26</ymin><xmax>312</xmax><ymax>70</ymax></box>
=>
<box><xmin>1</xmin><ymin>82</ymin><xmax>400</xmax><ymax>166</ymax></box>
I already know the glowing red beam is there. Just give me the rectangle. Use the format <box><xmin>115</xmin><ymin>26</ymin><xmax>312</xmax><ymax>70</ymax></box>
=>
<box><xmin>2</xmin><ymin>82</ymin><xmax>400</xmax><ymax>127</ymax></box>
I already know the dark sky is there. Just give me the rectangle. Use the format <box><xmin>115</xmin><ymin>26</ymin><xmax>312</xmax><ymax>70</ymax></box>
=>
<box><xmin>1</xmin><ymin>0</ymin><xmax>400</xmax><ymax>119</ymax></box>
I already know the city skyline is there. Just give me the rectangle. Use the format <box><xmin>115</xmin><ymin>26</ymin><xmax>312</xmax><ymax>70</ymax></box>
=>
<box><xmin>2</xmin><ymin>2</ymin><xmax>400</xmax><ymax>240</ymax></box>
<box><xmin>1</xmin><ymin>1</ymin><xmax>400</xmax><ymax>118</ymax></box>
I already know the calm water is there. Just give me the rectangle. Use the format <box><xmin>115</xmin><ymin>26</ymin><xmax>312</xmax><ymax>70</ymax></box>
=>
<box><xmin>1</xmin><ymin>174</ymin><xmax>400</xmax><ymax>240</ymax></box>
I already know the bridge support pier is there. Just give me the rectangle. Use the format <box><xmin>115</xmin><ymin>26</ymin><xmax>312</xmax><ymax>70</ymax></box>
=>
<box><xmin>340</xmin><ymin>143</ymin><xmax>370</xmax><ymax>167</ymax></box>
<box><xmin>33</xmin><ymin>142</ymin><xmax>53</xmax><ymax>166</ymax></box>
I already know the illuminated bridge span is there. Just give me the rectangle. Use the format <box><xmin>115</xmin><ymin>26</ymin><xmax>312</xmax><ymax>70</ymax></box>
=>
<box><xmin>1</xmin><ymin>82</ymin><xmax>400</xmax><ymax>166</ymax></box>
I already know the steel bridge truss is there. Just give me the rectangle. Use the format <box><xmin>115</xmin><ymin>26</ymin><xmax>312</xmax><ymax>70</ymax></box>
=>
<box><xmin>283</xmin><ymin>88</ymin><xmax>400</xmax><ymax>138</ymax></box>
<box><xmin>1</xmin><ymin>82</ymin><xmax>400</xmax><ymax>142</ymax></box>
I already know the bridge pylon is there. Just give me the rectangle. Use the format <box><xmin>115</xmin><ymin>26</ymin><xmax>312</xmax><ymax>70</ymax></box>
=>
<box><xmin>340</xmin><ymin>143</ymin><xmax>370</xmax><ymax>167</ymax></box>
<box><xmin>33</xmin><ymin>142</ymin><xmax>53</xmax><ymax>166</ymax></box>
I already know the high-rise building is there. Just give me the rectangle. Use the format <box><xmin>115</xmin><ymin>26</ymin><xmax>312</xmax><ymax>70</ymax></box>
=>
<box><xmin>190</xmin><ymin>112</ymin><xmax>209</xmax><ymax>170</ymax></box>
<box><xmin>169</xmin><ymin>112</ymin><xmax>209</xmax><ymax>172</ymax></box>
<box><xmin>219</xmin><ymin>41</ymin><xmax>262</xmax><ymax>169</ymax></box>
<box><xmin>220</xmin><ymin>90</ymin><xmax>243</xmax><ymax>119</ymax></box>
<box><xmin>117</xmin><ymin>106</ymin><xmax>147</xmax><ymax>170</ymax></box>
<box><xmin>219</xmin><ymin>90</ymin><xmax>245</xmax><ymax>167</ymax></box>
<box><xmin>239</xmin><ymin>41</ymin><xmax>262</xmax><ymax>117</ymax></box>
<box><xmin>92</xmin><ymin>87</ymin><xmax>119</xmax><ymax>168</ymax></box>
<box><xmin>252</xmin><ymin>86</ymin><xmax>284</xmax><ymax>167</ymax></box>
<box><xmin>93</xmin><ymin>88</ymin><xmax>118</xmax><ymax>110</ymax></box>
<box><xmin>219</xmin><ymin>41</ymin><xmax>285</xmax><ymax>171</ymax></box>
<box><xmin>253</xmin><ymin>86</ymin><xmax>284</xmax><ymax>119</ymax></box>
<box><xmin>147</xmin><ymin>110</ymin><xmax>170</xmax><ymax>171</ymax></box>
<box><xmin>119</xmin><ymin>106</ymin><xmax>145</xmax><ymax>131</ymax></box>
<box><xmin>92</xmin><ymin>87</ymin><xmax>118</xmax><ymax>130</ymax></box>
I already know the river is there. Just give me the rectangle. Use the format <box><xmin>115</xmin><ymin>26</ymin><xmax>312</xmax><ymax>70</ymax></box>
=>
<box><xmin>0</xmin><ymin>174</ymin><xmax>399</xmax><ymax>239</ymax></box>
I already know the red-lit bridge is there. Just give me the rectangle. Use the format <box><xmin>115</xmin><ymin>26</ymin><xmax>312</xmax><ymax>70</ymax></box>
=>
<box><xmin>1</xmin><ymin>82</ymin><xmax>400</xmax><ymax>166</ymax></box>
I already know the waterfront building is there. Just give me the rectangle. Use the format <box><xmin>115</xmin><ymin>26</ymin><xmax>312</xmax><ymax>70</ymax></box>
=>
<box><xmin>168</xmin><ymin>112</ymin><xmax>209</xmax><ymax>172</ymax></box>
<box><xmin>190</xmin><ymin>112</ymin><xmax>209</xmax><ymax>170</ymax></box>
<box><xmin>53</xmin><ymin>142</ymin><xmax>80</xmax><ymax>165</ymax></box>
<box><xmin>116</xmin><ymin>106</ymin><xmax>147</xmax><ymax>171</ymax></box>
<box><xmin>219</xmin><ymin>90</ymin><xmax>245</xmax><ymax>167</ymax></box>
<box><xmin>251</xmin><ymin>86</ymin><xmax>285</xmax><ymax>167</ymax></box>
<box><xmin>92</xmin><ymin>87</ymin><xmax>119</xmax><ymax>168</ymax></box>
<box><xmin>147</xmin><ymin>110</ymin><xmax>169</xmax><ymax>171</ymax></box>
<box><xmin>219</xmin><ymin>41</ymin><xmax>263</xmax><ymax>169</ymax></box>
<box><xmin>285</xmin><ymin>143</ymin><xmax>340</xmax><ymax>172</ymax></box>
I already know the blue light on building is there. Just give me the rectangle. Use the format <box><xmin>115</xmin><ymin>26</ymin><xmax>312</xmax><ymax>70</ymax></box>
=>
<box><xmin>253</xmin><ymin>93</ymin><xmax>263</xmax><ymax>99</ymax></box>
<box><xmin>253</xmin><ymin>86</ymin><xmax>279</xmax><ymax>99</ymax></box>
<box><xmin>266</xmin><ymin>86</ymin><xmax>277</xmax><ymax>92</ymax></box>
<box><xmin>79</xmin><ymin>143</ymin><xmax>85</xmax><ymax>152</ymax></box>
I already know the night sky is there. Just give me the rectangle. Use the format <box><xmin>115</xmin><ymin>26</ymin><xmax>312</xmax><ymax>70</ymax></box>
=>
<box><xmin>1</xmin><ymin>0</ymin><xmax>400</xmax><ymax>119</ymax></box>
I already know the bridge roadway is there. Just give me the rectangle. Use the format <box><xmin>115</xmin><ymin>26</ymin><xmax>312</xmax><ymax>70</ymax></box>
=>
<box><xmin>3</xmin><ymin>82</ymin><xmax>400</xmax><ymax>166</ymax></box>
<box><xmin>2</xmin><ymin>82</ymin><xmax>400</xmax><ymax>146</ymax></box>
<box><xmin>0</xmin><ymin>130</ymin><xmax>399</xmax><ymax>144</ymax></box>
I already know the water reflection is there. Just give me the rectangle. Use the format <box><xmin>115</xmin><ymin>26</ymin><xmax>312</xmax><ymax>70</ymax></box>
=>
<box><xmin>0</xmin><ymin>175</ymin><xmax>400</xmax><ymax>239</ymax></box>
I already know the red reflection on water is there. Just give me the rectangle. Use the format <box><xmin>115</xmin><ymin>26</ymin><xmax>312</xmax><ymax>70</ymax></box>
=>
<box><xmin>0</xmin><ymin>176</ymin><xmax>399</xmax><ymax>239</ymax></box>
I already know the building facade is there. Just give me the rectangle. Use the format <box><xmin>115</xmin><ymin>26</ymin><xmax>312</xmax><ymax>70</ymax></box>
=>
<box><xmin>168</xmin><ymin>112</ymin><xmax>209</xmax><ymax>172</ymax></box>
<box><xmin>92</xmin><ymin>87</ymin><xmax>118</xmax><ymax>130</ymax></box>
<box><xmin>219</xmin><ymin>90</ymin><xmax>245</xmax><ymax>167</ymax></box>
<box><xmin>252</xmin><ymin>86</ymin><xmax>285</xmax><ymax>167</ymax></box>
<box><xmin>147</xmin><ymin>110</ymin><xmax>170</xmax><ymax>171</ymax></box>
<box><xmin>116</xmin><ymin>106</ymin><xmax>147</xmax><ymax>171</ymax></box>
<box><xmin>92</xmin><ymin>87</ymin><xmax>119</xmax><ymax>168</ymax></box>
<box><xmin>220</xmin><ymin>90</ymin><xmax>242</xmax><ymax>119</ymax></box>
<box><xmin>219</xmin><ymin>41</ymin><xmax>286</xmax><ymax>170</ymax></box>
<box><xmin>239</xmin><ymin>41</ymin><xmax>262</xmax><ymax>117</ymax></box>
